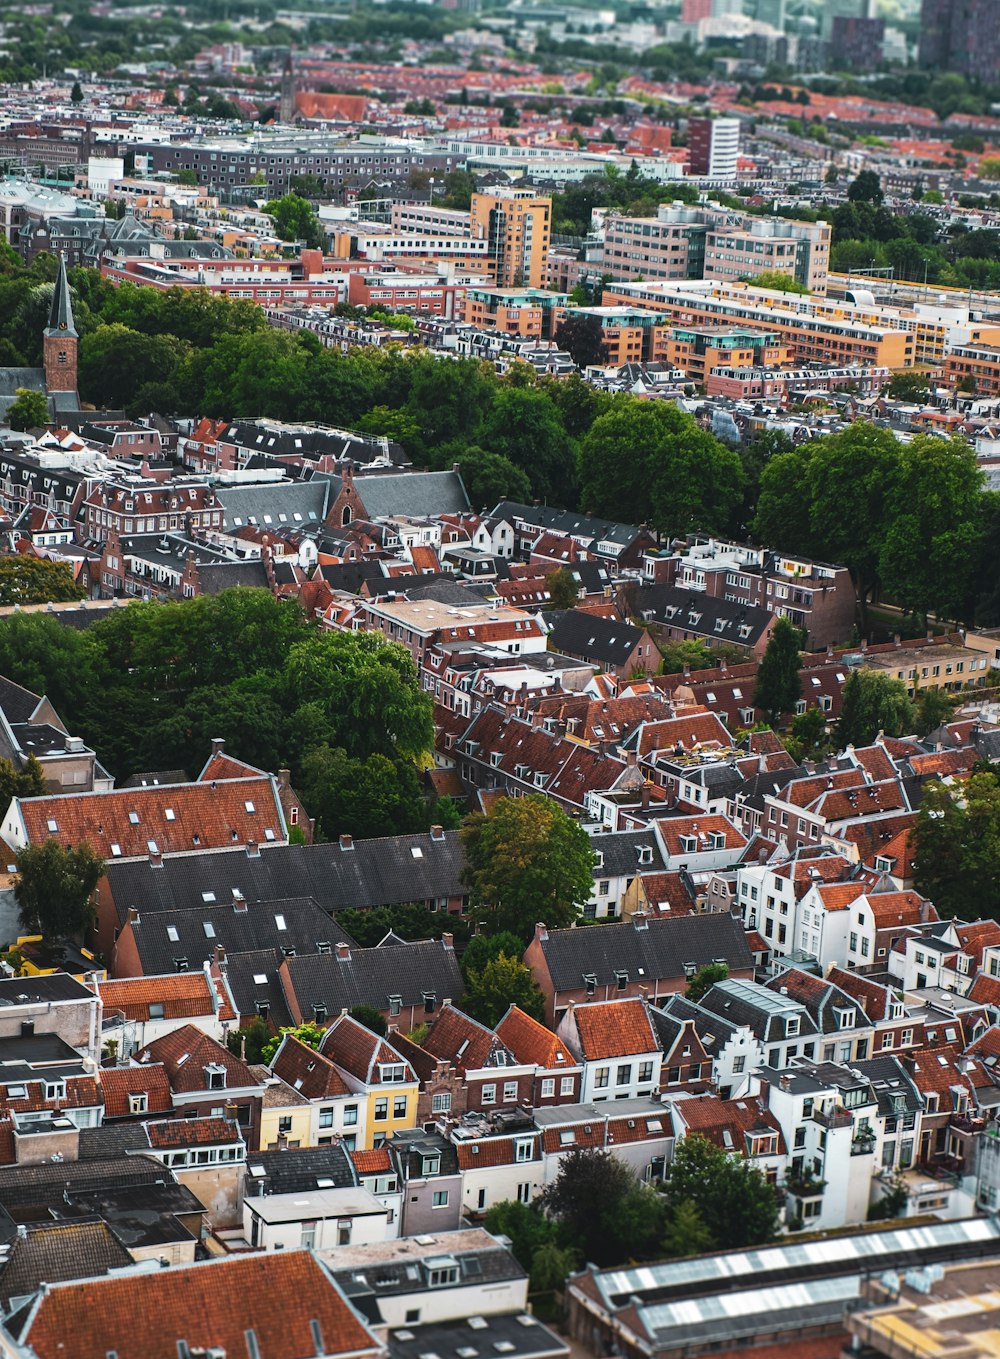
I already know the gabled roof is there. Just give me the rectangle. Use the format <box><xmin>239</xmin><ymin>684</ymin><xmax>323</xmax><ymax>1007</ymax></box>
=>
<box><xmin>270</xmin><ymin>1034</ymin><xmax>351</xmax><ymax>1100</ymax></box>
<box><xmin>495</xmin><ymin>1006</ymin><xmax>578</xmax><ymax>1070</ymax></box>
<box><xmin>96</xmin><ymin>972</ymin><xmax>217</xmax><ymax>1023</ymax></box>
<box><xmin>0</xmin><ymin>1220</ymin><xmax>132</xmax><ymax>1311</ymax></box>
<box><xmin>547</xmin><ymin>610</ymin><xmax>646</xmax><ymax>666</ymax></box>
<box><xmin>281</xmin><ymin>937</ymin><xmax>463</xmax><ymax>1020</ymax></box>
<box><xmin>136</xmin><ymin>1024</ymin><xmax>257</xmax><ymax>1095</ymax></box>
<box><xmin>12</xmin><ymin>776</ymin><xmax>285</xmax><ymax>861</ymax></box>
<box><xmin>11</xmin><ymin>1250</ymin><xmax>379</xmax><ymax>1359</ymax></box>
<box><xmin>566</xmin><ymin>998</ymin><xmax>659</xmax><ymax>1060</ymax></box>
<box><xmin>320</xmin><ymin>1015</ymin><xmax>416</xmax><ymax>1087</ymax></box>
<box><xmin>534</xmin><ymin>913</ymin><xmax>753</xmax><ymax>993</ymax></box>
<box><xmin>673</xmin><ymin>1093</ymin><xmax>785</xmax><ymax>1156</ymax></box>
<box><xmin>422</xmin><ymin>1004</ymin><xmax>518</xmax><ymax>1075</ymax></box>
<box><xmin>99</xmin><ymin>1064</ymin><xmax>173</xmax><ymax>1120</ymax></box>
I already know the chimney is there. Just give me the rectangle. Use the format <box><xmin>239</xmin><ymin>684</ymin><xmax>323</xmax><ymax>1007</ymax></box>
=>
<box><xmin>233</xmin><ymin>892</ymin><xmax>247</xmax><ymax>914</ymax></box>
<box><xmin>626</xmin><ymin>749</ymin><xmax>637</xmax><ymax>768</ymax></box>
<box><xmin>246</xmin><ymin>839</ymin><xmax>260</xmax><ymax>858</ymax></box>
<box><xmin>441</xmin><ymin>932</ymin><xmax>454</xmax><ymax>950</ymax></box>
<box><xmin>149</xmin><ymin>849</ymin><xmax>162</xmax><ymax>869</ymax></box>
<box><xmin>127</xmin><ymin>906</ymin><xmax>140</xmax><ymax>926</ymax></box>
<box><xmin>534</xmin><ymin>921</ymin><xmax>548</xmax><ymax>943</ymax></box>
<box><xmin>640</xmin><ymin>781</ymin><xmax>651</xmax><ymax>811</ymax></box>
<box><xmin>335</xmin><ymin>941</ymin><xmax>351</xmax><ymax>961</ymax></box>
<box><xmin>779</xmin><ymin>1073</ymin><xmax>791</xmax><ymax>1091</ymax></box>
<box><xmin>276</xmin><ymin>1131</ymin><xmax>288</xmax><ymax>1151</ymax></box>
<box><xmin>214</xmin><ymin>942</ymin><xmax>227</xmax><ymax>966</ymax></box>
<box><xmin>277</xmin><ymin>768</ymin><xmax>290</xmax><ymax>790</ymax></box>
<box><xmin>894</xmin><ymin>634</ymin><xmax>901</xmax><ymax>648</ymax></box>
<box><xmin>211</xmin><ymin>736</ymin><xmax>226</xmax><ymax>757</ymax></box>
<box><xmin>339</xmin><ymin>834</ymin><xmax>354</xmax><ymax>851</ymax></box>
<box><xmin>430</xmin><ymin>824</ymin><xmax>445</xmax><ymax>841</ymax></box>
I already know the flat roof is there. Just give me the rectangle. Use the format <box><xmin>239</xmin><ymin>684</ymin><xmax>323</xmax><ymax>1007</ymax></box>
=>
<box><xmin>245</xmin><ymin>1187</ymin><xmax>386</xmax><ymax>1223</ymax></box>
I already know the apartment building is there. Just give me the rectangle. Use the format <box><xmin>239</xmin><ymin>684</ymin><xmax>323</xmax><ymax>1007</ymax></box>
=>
<box><xmin>687</xmin><ymin>117</ymin><xmax>740</xmax><ymax>180</ymax></box>
<box><xmin>470</xmin><ymin>188</ymin><xmax>552</xmax><ymax>289</ymax></box>
<box><xmin>602</xmin><ymin>279</ymin><xmax>914</xmax><ymax>369</ymax></box>
<box><xmin>462</xmin><ymin>287</ymin><xmax>567</xmax><ymax>339</ymax></box>
<box><xmin>660</xmin><ymin>327</ymin><xmax>793</xmax><ymax>385</ymax></box>
<box><xmin>703</xmin><ymin>216</ymin><xmax>832</xmax><ymax>294</ymax></box>
<box><xmin>944</xmin><ymin>342</ymin><xmax>1000</xmax><ymax>396</ymax></box>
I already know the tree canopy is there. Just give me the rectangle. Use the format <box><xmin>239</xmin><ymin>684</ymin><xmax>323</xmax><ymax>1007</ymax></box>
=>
<box><xmin>836</xmin><ymin>671</ymin><xmax>915</xmax><ymax>748</ymax></box>
<box><xmin>540</xmin><ymin>1148</ymin><xmax>663</xmax><ymax>1266</ymax></box>
<box><xmin>14</xmin><ymin>840</ymin><xmax>105</xmax><ymax>939</ymax></box>
<box><xmin>753</xmin><ymin>617</ymin><xmax>802</xmax><ymax>724</ymax></box>
<box><xmin>461</xmin><ymin>795</ymin><xmax>596</xmax><ymax>942</ymax></box>
<box><xmin>912</xmin><ymin>771</ymin><xmax>1000</xmax><ymax>920</ymax></box>
<box><xmin>0</xmin><ymin>558</ymin><xmax>85</xmax><ymax>606</ymax></box>
<box><xmin>661</xmin><ymin>1133</ymin><xmax>780</xmax><ymax>1250</ymax></box>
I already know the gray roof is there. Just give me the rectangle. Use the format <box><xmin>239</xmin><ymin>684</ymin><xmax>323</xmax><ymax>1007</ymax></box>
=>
<box><xmin>698</xmin><ymin>977</ymin><xmax>816</xmax><ymax>1043</ymax></box>
<box><xmin>354</xmin><ymin>470</ymin><xmax>470</xmax><ymax>520</ymax></box>
<box><xmin>388</xmin><ymin>1314</ymin><xmax>567</xmax><ymax>1359</ymax></box>
<box><xmin>215</xmin><ymin>481</ymin><xmax>332</xmax><ymax>533</ymax></box>
<box><xmin>536</xmin><ymin>914</ymin><xmax>754</xmax><ymax>993</ymax></box>
<box><xmin>636</xmin><ymin>586</ymin><xmax>773</xmax><ymax>647</ymax></box>
<box><xmin>0</xmin><ymin>1220</ymin><xmax>132</xmax><ymax>1310</ymax></box>
<box><xmin>106</xmin><ymin>833</ymin><xmax>467</xmax><ymax>926</ymax></box>
<box><xmin>223</xmin><ymin>948</ymin><xmax>294</xmax><ymax>1029</ymax></box>
<box><xmin>282</xmin><ymin>937</ymin><xmax>464</xmax><ymax>1015</ymax></box>
<box><xmin>547</xmin><ymin>610</ymin><xmax>645</xmax><ymax>666</ymax></box>
<box><xmin>490</xmin><ymin>501</ymin><xmax>645</xmax><ymax>551</ymax></box>
<box><xmin>591</xmin><ymin>830</ymin><xmax>667</xmax><ymax>877</ymax></box>
<box><xmin>655</xmin><ymin>992</ymin><xmax>742</xmax><ymax>1054</ymax></box>
<box><xmin>127</xmin><ymin>895</ymin><xmax>356</xmax><ymax>977</ymax></box>
<box><xmin>0</xmin><ymin>677</ymin><xmax>44</xmax><ymax>726</ymax></box>
<box><xmin>244</xmin><ymin>1144</ymin><xmax>357</xmax><ymax>1195</ymax></box>
<box><xmin>852</xmin><ymin>1055</ymin><xmax>923</xmax><ymax>1116</ymax></box>
<box><xmin>0</xmin><ymin>1154</ymin><xmax>168</xmax><ymax>1216</ymax></box>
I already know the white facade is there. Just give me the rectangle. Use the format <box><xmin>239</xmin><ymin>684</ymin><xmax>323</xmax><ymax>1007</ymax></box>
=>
<box><xmin>243</xmin><ymin>1186</ymin><xmax>390</xmax><ymax>1251</ymax></box>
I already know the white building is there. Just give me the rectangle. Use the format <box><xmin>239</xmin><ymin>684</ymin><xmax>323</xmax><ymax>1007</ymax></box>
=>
<box><xmin>242</xmin><ymin>1185</ymin><xmax>390</xmax><ymax>1251</ymax></box>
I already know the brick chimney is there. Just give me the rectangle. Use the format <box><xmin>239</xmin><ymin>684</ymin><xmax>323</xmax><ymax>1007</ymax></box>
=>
<box><xmin>233</xmin><ymin>892</ymin><xmax>247</xmax><ymax>914</ymax></box>
<box><xmin>441</xmin><ymin>932</ymin><xmax>454</xmax><ymax>950</ymax></box>
<box><xmin>339</xmin><ymin>834</ymin><xmax>353</xmax><ymax>851</ymax></box>
<box><xmin>211</xmin><ymin>737</ymin><xmax>226</xmax><ymax>757</ymax></box>
<box><xmin>535</xmin><ymin>922</ymin><xmax>548</xmax><ymax>943</ymax></box>
<box><xmin>214</xmin><ymin>942</ymin><xmax>227</xmax><ymax>966</ymax></box>
<box><xmin>277</xmin><ymin>768</ymin><xmax>290</xmax><ymax>789</ymax></box>
<box><xmin>430</xmin><ymin>824</ymin><xmax>445</xmax><ymax>841</ymax></box>
<box><xmin>335</xmin><ymin>941</ymin><xmax>351</xmax><ymax>961</ymax></box>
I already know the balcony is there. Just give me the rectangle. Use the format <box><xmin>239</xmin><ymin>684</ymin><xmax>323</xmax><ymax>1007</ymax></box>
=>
<box><xmin>812</xmin><ymin>1105</ymin><xmax>854</xmax><ymax>1130</ymax></box>
<box><xmin>785</xmin><ymin>1173</ymin><xmax>825</xmax><ymax>1199</ymax></box>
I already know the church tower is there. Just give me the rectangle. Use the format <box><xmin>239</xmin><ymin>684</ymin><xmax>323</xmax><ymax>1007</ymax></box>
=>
<box><xmin>43</xmin><ymin>255</ymin><xmax>78</xmax><ymax>397</ymax></box>
<box><xmin>279</xmin><ymin>53</ymin><xmax>296</xmax><ymax>125</ymax></box>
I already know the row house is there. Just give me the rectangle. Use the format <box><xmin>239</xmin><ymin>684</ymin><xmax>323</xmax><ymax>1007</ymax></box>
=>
<box><xmin>826</xmin><ymin>969</ymin><xmax>928</xmax><ymax>1060</ymax></box>
<box><xmin>318</xmin><ymin>1016</ymin><xmax>420</xmax><ymax>1150</ymax></box>
<box><xmin>268</xmin><ymin>1033</ymin><xmax>368</xmax><ymax>1151</ymax></box>
<box><xmin>0</xmin><ymin>447</ymin><xmax>92</xmax><ymax>525</ymax></box>
<box><xmin>889</xmin><ymin>919</ymin><xmax>1000</xmax><ymax>995</ymax></box>
<box><xmin>556</xmin><ymin>998</ymin><xmax>664</xmax><ymax>1104</ymax></box>
<box><xmin>135</xmin><ymin>1024</ymin><xmax>265</xmax><ymax>1150</ymax></box>
<box><xmin>403</xmin><ymin>1003</ymin><xmax>535</xmax><ymax>1118</ymax></box>
<box><xmin>489</xmin><ymin>501</ymin><xmax>655</xmax><ymax>575</ymax></box>
<box><xmin>655</xmin><ymin>992</ymin><xmax>765</xmax><ymax>1098</ymax></box>
<box><xmin>534</xmin><ymin>1097</ymin><xmax>674</xmax><ymax>1186</ymax></box>
<box><xmin>82</xmin><ymin>477</ymin><xmax>222</xmax><ymax>546</ymax></box>
<box><xmin>494</xmin><ymin>1004</ymin><xmax>584</xmax><ymax>1108</ymax></box>
<box><xmin>523</xmin><ymin>912</ymin><xmax>755</xmax><ymax>1026</ymax></box>
<box><xmin>451</xmin><ymin>1114</ymin><xmax>545</xmax><ymax>1215</ymax></box>
<box><xmin>96</xmin><ymin>970</ymin><xmax>235</xmax><ymax>1056</ymax></box>
<box><xmin>454</xmin><ymin>705</ymin><xmax>639</xmax><ymax>815</ymax></box>
<box><xmin>357</xmin><ymin>597</ymin><xmax>548</xmax><ymax>667</ymax></box>
<box><xmin>669</xmin><ymin>1092</ymin><xmax>786</xmax><ymax>1186</ymax></box>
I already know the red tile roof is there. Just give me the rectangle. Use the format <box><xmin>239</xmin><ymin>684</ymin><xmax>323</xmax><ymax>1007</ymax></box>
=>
<box><xmin>812</xmin><ymin>882</ymin><xmax>867</xmax><ymax>913</ymax></box>
<box><xmin>147</xmin><ymin>1116</ymin><xmax>240</xmax><ymax>1148</ymax></box>
<box><xmin>867</xmin><ymin>891</ymin><xmax>935</xmax><ymax>929</ymax></box>
<box><xmin>352</xmin><ymin>1147</ymin><xmax>392</xmax><ymax>1174</ymax></box>
<box><xmin>654</xmin><ymin>815</ymin><xmax>747</xmax><ymax>856</ymax></box>
<box><xmin>99</xmin><ymin>1064</ymin><xmax>173</xmax><ymax>1119</ymax></box>
<box><xmin>423</xmin><ymin>1004</ymin><xmax>514</xmax><ymax>1074</ymax></box>
<box><xmin>570</xmin><ymin>998</ymin><xmax>659</xmax><ymax>1061</ymax></box>
<box><xmin>136</xmin><ymin>1024</ymin><xmax>257</xmax><ymax>1094</ymax></box>
<box><xmin>674</xmin><ymin>1094</ymin><xmax>786</xmax><ymax>1156</ymax></box>
<box><xmin>97</xmin><ymin>973</ymin><xmax>217</xmax><ymax>1023</ymax></box>
<box><xmin>320</xmin><ymin>1015</ymin><xmax>415</xmax><ymax>1087</ymax></box>
<box><xmin>271</xmin><ymin>1035</ymin><xmax>350</xmax><ymax>1100</ymax></box>
<box><xmin>18</xmin><ymin>1250</ymin><xmax>379</xmax><ymax>1359</ymax></box>
<box><xmin>11</xmin><ymin>776</ymin><xmax>284</xmax><ymax>860</ymax></box>
<box><xmin>495</xmin><ymin>1006</ymin><xmax>577</xmax><ymax>1070</ymax></box>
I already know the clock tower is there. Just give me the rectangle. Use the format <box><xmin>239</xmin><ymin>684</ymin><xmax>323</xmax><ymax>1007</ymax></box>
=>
<box><xmin>43</xmin><ymin>254</ymin><xmax>79</xmax><ymax>397</ymax></box>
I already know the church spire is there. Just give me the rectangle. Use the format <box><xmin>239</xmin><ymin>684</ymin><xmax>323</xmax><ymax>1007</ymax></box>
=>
<box><xmin>45</xmin><ymin>254</ymin><xmax>77</xmax><ymax>338</ymax></box>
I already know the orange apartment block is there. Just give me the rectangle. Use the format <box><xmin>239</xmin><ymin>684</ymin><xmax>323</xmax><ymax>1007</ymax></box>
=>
<box><xmin>944</xmin><ymin>343</ymin><xmax>1000</xmax><ymax>396</ymax></box>
<box><xmin>469</xmin><ymin>188</ymin><xmax>552</xmax><ymax>289</ymax></box>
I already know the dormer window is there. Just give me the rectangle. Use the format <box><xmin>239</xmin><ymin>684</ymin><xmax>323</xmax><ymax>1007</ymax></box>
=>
<box><xmin>205</xmin><ymin>1064</ymin><xmax>226</xmax><ymax>1090</ymax></box>
<box><xmin>313</xmin><ymin>1003</ymin><xmax>327</xmax><ymax>1023</ymax></box>
<box><xmin>837</xmin><ymin>1009</ymin><xmax>855</xmax><ymax>1029</ymax></box>
<box><xmin>584</xmin><ymin>973</ymin><xmax>597</xmax><ymax>996</ymax></box>
<box><xmin>680</xmin><ymin>835</ymin><xmax>698</xmax><ymax>854</ymax></box>
<box><xmin>379</xmin><ymin>1063</ymin><xmax>407</xmax><ymax>1084</ymax></box>
<box><xmin>786</xmin><ymin>1016</ymin><xmax>800</xmax><ymax>1037</ymax></box>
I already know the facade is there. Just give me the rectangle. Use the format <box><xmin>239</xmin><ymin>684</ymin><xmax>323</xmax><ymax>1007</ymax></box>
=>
<box><xmin>469</xmin><ymin>189</ymin><xmax>552</xmax><ymax>289</ymax></box>
<box><xmin>686</xmin><ymin>118</ymin><xmax>740</xmax><ymax>180</ymax></box>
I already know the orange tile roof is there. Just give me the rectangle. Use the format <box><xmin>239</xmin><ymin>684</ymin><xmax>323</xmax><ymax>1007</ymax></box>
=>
<box><xmin>968</xmin><ymin>974</ymin><xmax>1000</xmax><ymax>1008</ymax></box>
<box><xmin>99</xmin><ymin>1064</ymin><xmax>173</xmax><ymax>1119</ymax></box>
<box><xmin>19</xmin><ymin>1250</ymin><xmax>379</xmax><ymax>1359</ymax></box>
<box><xmin>570</xmin><ymin>998</ymin><xmax>658</xmax><ymax>1061</ymax></box>
<box><xmin>813</xmin><ymin>883</ymin><xmax>867</xmax><ymax>913</ymax></box>
<box><xmin>137</xmin><ymin>1024</ymin><xmax>256</xmax><ymax>1094</ymax></box>
<box><xmin>352</xmin><ymin>1147</ymin><xmax>392</xmax><ymax>1174</ymax></box>
<box><xmin>271</xmin><ymin>1035</ymin><xmax>350</xmax><ymax>1100</ymax></box>
<box><xmin>12</xmin><ymin>776</ymin><xmax>284</xmax><ymax>860</ymax></box>
<box><xmin>867</xmin><ymin>891</ymin><xmax>934</xmax><ymax>929</ymax></box>
<box><xmin>97</xmin><ymin>973</ymin><xmax>216</xmax><ymax>1023</ymax></box>
<box><xmin>495</xmin><ymin>1005</ymin><xmax>577</xmax><ymax>1070</ymax></box>
<box><xmin>320</xmin><ymin>1015</ymin><xmax>415</xmax><ymax>1087</ymax></box>
<box><xmin>147</xmin><ymin>1116</ymin><xmax>239</xmax><ymax>1148</ymax></box>
<box><xmin>654</xmin><ymin>815</ymin><xmax>747</xmax><ymax>856</ymax></box>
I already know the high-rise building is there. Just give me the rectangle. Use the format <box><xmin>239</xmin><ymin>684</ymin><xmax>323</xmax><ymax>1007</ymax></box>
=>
<box><xmin>817</xmin><ymin>0</ymin><xmax>873</xmax><ymax>41</ymax></box>
<box><xmin>830</xmin><ymin>15</ymin><xmax>885</xmax><ymax>70</ymax></box>
<box><xmin>469</xmin><ymin>188</ymin><xmax>552</xmax><ymax>288</ymax></box>
<box><xmin>918</xmin><ymin>0</ymin><xmax>1000</xmax><ymax>82</ymax></box>
<box><xmin>686</xmin><ymin>118</ymin><xmax>741</xmax><ymax>180</ymax></box>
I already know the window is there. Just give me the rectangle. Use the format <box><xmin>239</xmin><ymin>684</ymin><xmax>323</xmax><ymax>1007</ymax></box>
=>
<box><xmin>129</xmin><ymin>1093</ymin><xmax>147</xmax><ymax>1115</ymax></box>
<box><xmin>616</xmin><ymin>1064</ymin><xmax>632</xmax><ymax>1086</ymax></box>
<box><xmin>379</xmin><ymin>1063</ymin><xmax>406</xmax><ymax>1084</ymax></box>
<box><xmin>481</xmin><ymin>1084</ymin><xmax>496</xmax><ymax>1104</ymax></box>
<box><xmin>503</xmin><ymin>1081</ymin><xmax>518</xmax><ymax>1103</ymax></box>
<box><xmin>541</xmin><ymin>1078</ymin><xmax>555</xmax><ymax>1099</ymax></box>
<box><xmin>516</xmin><ymin>1182</ymin><xmax>532</xmax><ymax>1204</ymax></box>
<box><xmin>560</xmin><ymin>1076</ymin><xmax>574</xmax><ymax>1095</ymax></box>
<box><xmin>319</xmin><ymin>1108</ymin><xmax>334</xmax><ymax>1129</ymax></box>
<box><xmin>432</xmin><ymin>1092</ymin><xmax>451</xmax><ymax>1114</ymax></box>
<box><xmin>515</xmin><ymin>1139</ymin><xmax>533</xmax><ymax>1162</ymax></box>
<box><xmin>594</xmin><ymin>1067</ymin><xmax>609</xmax><ymax>1089</ymax></box>
<box><xmin>343</xmin><ymin>1105</ymin><xmax>358</xmax><ymax>1126</ymax></box>
<box><xmin>638</xmin><ymin>1061</ymin><xmax>654</xmax><ymax>1083</ymax></box>
<box><xmin>432</xmin><ymin>1190</ymin><xmax>449</xmax><ymax>1208</ymax></box>
<box><xmin>278</xmin><ymin>1116</ymin><xmax>293</xmax><ymax>1134</ymax></box>
<box><xmin>393</xmin><ymin>1096</ymin><xmax>407</xmax><ymax>1119</ymax></box>
<box><xmin>389</xmin><ymin>996</ymin><xmax>402</xmax><ymax>1017</ymax></box>
<box><xmin>732</xmin><ymin>1055</ymin><xmax>746</xmax><ymax>1074</ymax></box>
<box><xmin>149</xmin><ymin>1002</ymin><xmax>165</xmax><ymax>1020</ymax></box>
<box><xmin>375</xmin><ymin>1098</ymin><xmax>388</xmax><ymax>1121</ymax></box>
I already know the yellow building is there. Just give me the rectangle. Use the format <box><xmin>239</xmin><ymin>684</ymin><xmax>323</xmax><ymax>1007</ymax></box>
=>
<box><xmin>470</xmin><ymin>188</ymin><xmax>552</xmax><ymax>289</ymax></box>
<box><xmin>317</xmin><ymin>1016</ymin><xmax>418</xmax><ymax>1149</ymax></box>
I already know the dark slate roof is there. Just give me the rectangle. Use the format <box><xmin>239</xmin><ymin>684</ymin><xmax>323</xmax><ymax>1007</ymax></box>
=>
<box><xmin>546</xmin><ymin>611</ymin><xmax>645</xmax><ymax>667</ymax></box>
<box><xmin>697</xmin><ymin>977</ymin><xmax>816</xmax><ymax>1043</ymax></box>
<box><xmin>120</xmin><ymin>770</ymin><xmax>189</xmax><ymax>790</ymax></box>
<box><xmin>0</xmin><ymin>1155</ymin><xmax>168</xmax><ymax>1217</ymax></box>
<box><xmin>0</xmin><ymin>973</ymin><xmax>93</xmax><ymax>1008</ymax></box>
<box><xmin>635</xmin><ymin>585</ymin><xmax>774</xmax><ymax>647</ymax></box>
<box><xmin>317</xmin><ymin>560</ymin><xmax>392</xmax><ymax>595</ymax></box>
<box><xmin>852</xmin><ymin>1056</ymin><xmax>923</xmax><ymax>1116</ymax></box>
<box><xmin>244</xmin><ymin>1144</ymin><xmax>357</xmax><ymax>1195</ymax></box>
<box><xmin>0</xmin><ymin>677</ymin><xmax>43</xmax><ymax>725</ymax></box>
<box><xmin>282</xmin><ymin>938</ymin><xmax>464</xmax><ymax>1015</ymax></box>
<box><xmin>77</xmin><ymin>1124</ymin><xmax>152</xmax><ymax>1161</ymax></box>
<box><xmin>591</xmin><ymin>830</ymin><xmax>667</xmax><ymax>877</ymax></box>
<box><xmin>330</xmin><ymin>1241</ymin><xmax>523</xmax><ymax>1314</ymax></box>
<box><xmin>61</xmin><ymin>1182</ymin><xmax>206</xmax><ymax>1249</ymax></box>
<box><xmin>655</xmin><ymin>992</ymin><xmax>742</xmax><ymax>1054</ymax></box>
<box><xmin>224</xmin><ymin>948</ymin><xmax>294</xmax><ymax>1029</ymax></box>
<box><xmin>45</xmin><ymin>256</ymin><xmax>77</xmax><ymax>337</ymax></box>
<box><xmin>387</xmin><ymin>1128</ymin><xmax>459</xmax><ymax>1180</ymax></box>
<box><xmin>0</xmin><ymin>1220</ymin><xmax>132</xmax><ymax>1310</ymax></box>
<box><xmin>215</xmin><ymin>482</ymin><xmax>332</xmax><ymax>534</ymax></box>
<box><xmin>127</xmin><ymin>896</ymin><xmax>355</xmax><ymax>977</ymax></box>
<box><xmin>536</xmin><ymin>915</ymin><xmax>754</xmax><ymax>993</ymax></box>
<box><xmin>388</xmin><ymin>1314</ymin><xmax>567</xmax><ymax>1359</ymax></box>
<box><xmin>106</xmin><ymin>834</ymin><xmax>467</xmax><ymax>924</ymax></box>
<box><xmin>354</xmin><ymin>470</ymin><xmax>470</xmax><ymax>520</ymax></box>
<box><xmin>220</xmin><ymin>421</ymin><xmax>398</xmax><ymax>465</ymax></box>
<box><xmin>490</xmin><ymin>502</ymin><xmax>644</xmax><ymax>551</ymax></box>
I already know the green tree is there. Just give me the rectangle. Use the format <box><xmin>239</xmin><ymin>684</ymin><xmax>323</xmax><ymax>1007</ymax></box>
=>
<box><xmin>784</xmin><ymin>706</ymin><xmax>829</xmax><ymax>763</ymax></box>
<box><xmin>337</xmin><ymin>902</ymin><xmax>466</xmax><ymax>948</ymax></box>
<box><xmin>753</xmin><ymin>617</ymin><xmax>803</xmax><ymax>724</ymax></box>
<box><xmin>7</xmin><ymin>387</ymin><xmax>49</xmax><ymax>431</ymax></box>
<box><xmin>545</xmin><ymin>568</ymin><xmax>581</xmax><ymax>611</ymax></box>
<box><xmin>837</xmin><ymin>671</ymin><xmax>915</xmax><ymax>748</ymax></box>
<box><xmin>477</xmin><ymin>387</ymin><xmax>577</xmax><ymax>505</ymax></box>
<box><xmin>529</xmin><ymin>1240</ymin><xmax>578</xmax><ymax>1294</ymax></box>
<box><xmin>661</xmin><ymin>1198</ymin><xmax>716</xmax><ymax>1258</ymax></box>
<box><xmin>261</xmin><ymin>1021</ymin><xmax>326</xmax><ymax>1066</ymax></box>
<box><xmin>461</xmin><ymin>930</ymin><xmax>525</xmax><ymax>981</ymax></box>
<box><xmin>0</xmin><ymin>557</ymin><xmax>85</xmax><ymax>606</ymax></box>
<box><xmin>685</xmin><ymin>962</ymin><xmax>729</xmax><ymax>1003</ymax></box>
<box><xmin>454</xmin><ymin>446</ymin><xmax>531</xmax><ymax>509</ymax></box>
<box><xmin>847</xmin><ymin>169</ymin><xmax>884</xmax><ymax>204</ymax></box>
<box><xmin>461</xmin><ymin>795</ymin><xmax>596</xmax><ymax>942</ymax></box>
<box><xmin>745</xmin><ymin>270</ymin><xmax>808</xmax><ymax>293</ymax></box>
<box><xmin>349</xmin><ymin>1004</ymin><xmax>388</xmax><ymax>1036</ymax></box>
<box><xmin>298</xmin><ymin>745</ymin><xmax>429</xmax><ymax>841</ymax></box>
<box><xmin>227</xmin><ymin>1016</ymin><xmax>271</xmax><ymax>1064</ymax></box>
<box><xmin>579</xmin><ymin>398</ymin><xmax>743</xmax><ymax>539</ymax></box>
<box><xmin>463</xmin><ymin>953</ymin><xmax>544</xmax><ymax>1027</ymax></box>
<box><xmin>555</xmin><ymin>313</ymin><xmax>608</xmax><ymax>369</ymax></box>
<box><xmin>912</xmin><ymin>778</ymin><xmax>968</xmax><ymax>917</ymax></box>
<box><xmin>70</xmin><ymin>80</ymin><xmax>84</xmax><ymax>103</ymax></box>
<box><xmin>887</xmin><ymin>370</ymin><xmax>930</xmax><ymax>402</ymax></box>
<box><xmin>914</xmin><ymin>687</ymin><xmax>955</xmax><ymax>737</ymax></box>
<box><xmin>483</xmin><ymin>1200</ymin><xmax>557</xmax><ymax>1273</ymax></box>
<box><xmin>541</xmin><ymin>1148</ymin><xmax>663</xmax><ymax>1266</ymax></box>
<box><xmin>0</xmin><ymin>754</ymin><xmax>47</xmax><ymax>805</ymax></box>
<box><xmin>661</xmin><ymin>1133</ymin><xmax>780</xmax><ymax>1250</ymax></box>
<box><xmin>14</xmin><ymin>840</ymin><xmax>105</xmax><ymax>939</ymax></box>
<box><xmin>264</xmin><ymin>193</ymin><xmax>325</xmax><ymax>248</ymax></box>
